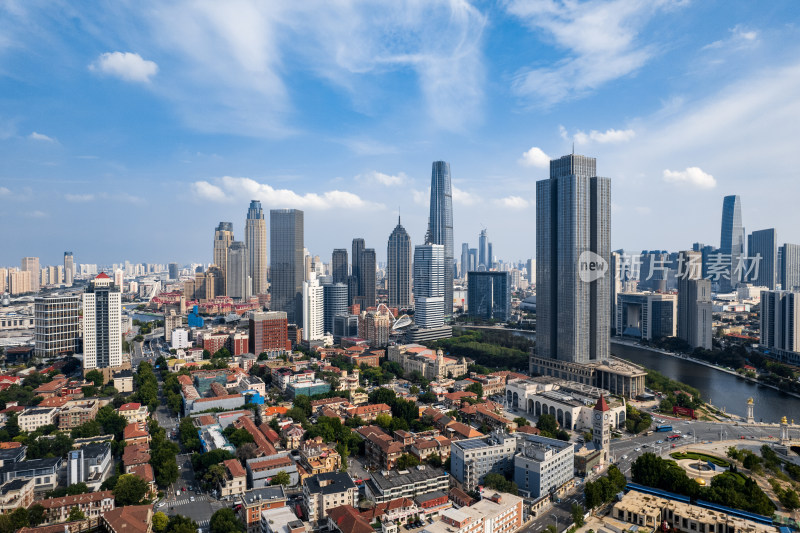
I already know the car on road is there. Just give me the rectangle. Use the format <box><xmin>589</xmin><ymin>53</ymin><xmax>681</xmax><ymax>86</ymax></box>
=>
<box><xmin>656</xmin><ymin>440</ymin><xmax>663</xmax><ymax>444</ymax></box>
<box><xmin>190</xmin><ymin>496</ymin><xmax>195</xmax><ymax>502</ymax></box>
<box><xmin>182</xmin><ymin>487</ymin><xmax>186</xmax><ymax>492</ymax></box>
<box><xmin>621</xmin><ymin>455</ymin><xmax>628</xmax><ymax>460</ymax></box>
<box><xmin>635</xmin><ymin>447</ymin><xmax>641</xmax><ymax>452</ymax></box>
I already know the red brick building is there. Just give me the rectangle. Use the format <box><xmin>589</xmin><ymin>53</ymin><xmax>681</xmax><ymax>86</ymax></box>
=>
<box><xmin>249</xmin><ymin>312</ymin><xmax>291</xmax><ymax>355</ymax></box>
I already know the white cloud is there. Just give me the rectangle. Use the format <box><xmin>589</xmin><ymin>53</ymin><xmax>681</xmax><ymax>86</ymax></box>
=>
<box><xmin>662</xmin><ymin>167</ymin><xmax>716</xmax><ymax>189</ymax></box>
<box><xmin>506</xmin><ymin>0</ymin><xmax>685</xmax><ymax>106</ymax></box>
<box><xmin>634</xmin><ymin>206</ymin><xmax>652</xmax><ymax>215</ymax></box>
<box><xmin>452</xmin><ymin>186</ymin><xmax>479</xmax><ymax>206</ymax></box>
<box><xmin>495</xmin><ymin>196</ymin><xmax>530</xmax><ymax>209</ymax></box>
<box><xmin>65</xmin><ymin>193</ymin><xmax>94</xmax><ymax>202</ymax></box>
<box><xmin>338</xmin><ymin>138</ymin><xmax>398</xmax><ymax>156</ymax></box>
<box><xmin>573</xmin><ymin>128</ymin><xmax>636</xmax><ymax>144</ymax></box>
<box><xmin>193</xmin><ymin>176</ymin><xmax>383</xmax><ymax>210</ymax></box>
<box><xmin>356</xmin><ymin>171</ymin><xmax>408</xmax><ymax>187</ymax></box>
<box><xmin>89</xmin><ymin>52</ymin><xmax>158</xmax><ymax>83</ymax></box>
<box><xmin>704</xmin><ymin>25</ymin><xmax>759</xmax><ymax>51</ymax></box>
<box><xmin>519</xmin><ymin>147</ymin><xmax>550</xmax><ymax>168</ymax></box>
<box><xmin>411</xmin><ymin>189</ymin><xmax>428</xmax><ymax>206</ymax></box>
<box><xmin>0</xmin><ymin>187</ymin><xmax>10</xmax><ymax>196</ymax></box>
<box><xmin>29</xmin><ymin>131</ymin><xmax>56</xmax><ymax>142</ymax></box>
<box><xmin>26</xmin><ymin>210</ymin><xmax>47</xmax><ymax>218</ymax></box>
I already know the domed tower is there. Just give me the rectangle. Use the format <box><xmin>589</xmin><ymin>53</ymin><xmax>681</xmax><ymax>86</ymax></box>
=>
<box><xmin>746</xmin><ymin>398</ymin><xmax>754</xmax><ymax>424</ymax></box>
<box><xmin>435</xmin><ymin>349</ymin><xmax>445</xmax><ymax>380</ymax></box>
<box><xmin>592</xmin><ymin>395</ymin><xmax>611</xmax><ymax>464</ymax></box>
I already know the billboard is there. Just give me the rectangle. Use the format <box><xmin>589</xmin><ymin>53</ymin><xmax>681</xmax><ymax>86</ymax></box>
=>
<box><xmin>672</xmin><ymin>406</ymin><xmax>696</xmax><ymax>419</ymax></box>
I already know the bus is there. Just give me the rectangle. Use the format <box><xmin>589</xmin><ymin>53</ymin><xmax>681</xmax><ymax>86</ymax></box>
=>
<box><xmin>655</xmin><ymin>425</ymin><xmax>673</xmax><ymax>432</ymax></box>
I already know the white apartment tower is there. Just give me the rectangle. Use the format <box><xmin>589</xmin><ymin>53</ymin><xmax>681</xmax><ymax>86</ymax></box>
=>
<box><xmin>302</xmin><ymin>272</ymin><xmax>324</xmax><ymax>342</ymax></box>
<box><xmin>82</xmin><ymin>273</ymin><xmax>122</xmax><ymax>371</ymax></box>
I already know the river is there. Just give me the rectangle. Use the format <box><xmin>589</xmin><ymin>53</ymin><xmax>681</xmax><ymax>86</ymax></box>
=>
<box><xmin>503</xmin><ymin>328</ymin><xmax>800</xmax><ymax>424</ymax></box>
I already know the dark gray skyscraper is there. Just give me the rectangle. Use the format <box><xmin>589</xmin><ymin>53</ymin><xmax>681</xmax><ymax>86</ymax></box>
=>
<box><xmin>359</xmin><ymin>248</ymin><xmax>377</xmax><ymax>309</ymax></box>
<box><xmin>719</xmin><ymin>195</ymin><xmax>744</xmax><ymax>292</ymax></box>
<box><xmin>487</xmin><ymin>242</ymin><xmax>493</xmax><ymax>270</ymax></box>
<box><xmin>460</xmin><ymin>243</ymin><xmax>469</xmax><ymax>279</ymax></box>
<box><xmin>780</xmin><ymin>243</ymin><xmax>800</xmax><ymax>291</ymax></box>
<box><xmin>387</xmin><ymin>218</ymin><xmax>412</xmax><ymax>308</ymax></box>
<box><xmin>478</xmin><ymin>229</ymin><xmax>488</xmax><ymax>270</ymax></box>
<box><xmin>331</xmin><ymin>249</ymin><xmax>348</xmax><ymax>285</ymax></box>
<box><xmin>427</xmin><ymin>161</ymin><xmax>454</xmax><ymax>317</ymax></box>
<box><xmin>323</xmin><ymin>283</ymin><xmax>348</xmax><ymax>335</ymax></box>
<box><xmin>226</xmin><ymin>241</ymin><xmax>249</xmax><ymax>301</ymax></box>
<box><xmin>467</xmin><ymin>271</ymin><xmax>510</xmax><ymax>321</ymax></box>
<box><xmin>535</xmin><ymin>154</ymin><xmax>610</xmax><ymax>364</ymax></box>
<box><xmin>677</xmin><ymin>251</ymin><xmax>712</xmax><ymax>350</ymax></box>
<box><xmin>351</xmin><ymin>238</ymin><xmax>365</xmax><ymax>306</ymax></box>
<box><xmin>245</xmin><ymin>202</ymin><xmax>267</xmax><ymax>295</ymax></box>
<box><xmin>270</xmin><ymin>209</ymin><xmax>304</xmax><ymax>325</ymax></box>
<box><xmin>748</xmin><ymin>228</ymin><xmax>777</xmax><ymax>289</ymax></box>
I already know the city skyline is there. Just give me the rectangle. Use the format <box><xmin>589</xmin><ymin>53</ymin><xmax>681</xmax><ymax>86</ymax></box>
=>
<box><xmin>2</xmin><ymin>2</ymin><xmax>800</xmax><ymax>264</ymax></box>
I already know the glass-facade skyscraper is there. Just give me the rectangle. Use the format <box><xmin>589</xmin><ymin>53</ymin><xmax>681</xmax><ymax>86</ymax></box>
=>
<box><xmin>245</xmin><ymin>201</ymin><xmax>267</xmax><ymax>295</ymax></box>
<box><xmin>719</xmin><ymin>195</ymin><xmax>744</xmax><ymax>292</ymax></box>
<box><xmin>426</xmin><ymin>161</ymin><xmax>454</xmax><ymax>317</ymax></box>
<box><xmin>747</xmin><ymin>228</ymin><xmax>777</xmax><ymax>289</ymax></box>
<box><xmin>331</xmin><ymin>248</ymin><xmax>348</xmax><ymax>285</ymax></box>
<box><xmin>535</xmin><ymin>154</ymin><xmax>610</xmax><ymax>364</ymax></box>
<box><xmin>270</xmin><ymin>209</ymin><xmax>304</xmax><ymax>325</ymax></box>
<box><xmin>387</xmin><ymin>217</ymin><xmax>412</xmax><ymax>308</ymax></box>
<box><xmin>467</xmin><ymin>271</ymin><xmax>510</xmax><ymax>322</ymax></box>
<box><xmin>413</xmin><ymin>244</ymin><xmax>445</xmax><ymax>328</ymax></box>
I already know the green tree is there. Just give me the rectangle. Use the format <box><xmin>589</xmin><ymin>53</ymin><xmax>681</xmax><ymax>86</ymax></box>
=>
<box><xmin>85</xmin><ymin>370</ymin><xmax>105</xmax><ymax>387</ymax></box>
<box><xmin>375</xmin><ymin>413</ymin><xmax>393</xmax><ymax>430</ymax></box>
<box><xmin>165</xmin><ymin>514</ymin><xmax>199</xmax><ymax>533</ymax></box>
<box><xmin>571</xmin><ymin>503</ymin><xmax>585</xmax><ymax>527</ymax></box>
<box><xmin>536</xmin><ymin>413</ymin><xmax>558</xmax><ymax>434</ymax></box>
<box><xmin>153</xmin><ymin>511</ymin><xmax>169</xmax><ymax>532</ymax></box>
<box><xmin>210</xmin><ymin>508</ymin><xmax>245</xmax><ymax>533</ymax></box>
<box><xmin>781</xmin><ymin>488</ymin><xmax>800</xmax><ymax>510</ymax></box>
<box><xmin>27</xmin><ymin>504</ymin><xmax>45</xmax><ymax>527</ymax></box>
<box><xmin>113</xmin><ymin>474</ymin><xmax>148</xmax><ymax>505</ymax></box>
<box><xmin>465</xmin><ymin>382</ymin><xmax>483</xmax><ymax>399</ymax></box>
<box><xmin>397</xmin><ymin>454</ymin><xmax>420</xmax><ymax>469</ymax></box>
<box><xmin>7</xmin><ymin>507</ymin><xmax>28</xmax><ymax>530</ymax></box>
<box><xmin>68</xmin><ymin>506</ymin><xmax>86</xmax><ymax>521</ymax></box>
<box><xmin>513</xmin><ymin>417</ymin><xmax>528</xmax><ymax>427</ymax></box>
<box><xmin>270</xmin><ymin>470</ymin><xmax>291</xmax><ymax>486</ymax></box>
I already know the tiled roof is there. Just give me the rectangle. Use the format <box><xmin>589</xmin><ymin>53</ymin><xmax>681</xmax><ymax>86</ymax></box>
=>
<box><xmin>39</xmin><ymin>490</ymin><xmax>113</xmax><ymax>509</ymax></box>
<box><xmin>224</xmin><ymin>458</ymin><xmax>246</xmax><ymax>478</ymax></box>
<box><xmin>102</xmin><ymin>505</ymin><xmax>152</xmax><ymax>533</ymax></box>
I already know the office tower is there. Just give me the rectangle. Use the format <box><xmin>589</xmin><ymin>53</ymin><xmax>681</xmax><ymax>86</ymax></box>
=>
<box><xmin>332</xmin><ymin>249</ymin><xmax>348</xmax><ymax>285</ymax></box>
<box><xmin>468</xmin><ymin>249</ymin><xmax>478</xmax><ymax>272</ymax></box>
<box><xmin>302</xmin><ymin>273</ymin><xmax>324</xmax><ymax>342</ymax></box>
<box><xmin>168</xmin><ymin>263</ymin><xmax>179</xmax><ymax>281</ymax></box>
<box><xmin>719</xmin><ymin>195</ymin><xmax>744</xmax><ymax>292</ymax></box>
<box><xmin>536</xmin><ymin>154</ymin><xmax>610</xmax><ymax>364</ymax></box>
<box><xmin>246</xmin><ymin>201</ymin><xmax>268</xmax><ymax>296</ymax></box>
<box><xmin>747</xmin><ymin>229</ymin><xmax>777</xmax><ymax>289</ymax></box>
<box><xmin>526</xmin><ymin>259</ymin><xmax>535</xmax><ymax>284</ymax></box>
<box><xmin>249</xmin><ymin>311</ymin><xmax>290</xmax><ymax>356</ymax></box>
<box><xmin>207</xmin><ymin>265</ymin><xmax>225</xmax><ymax>297</ymax></box>
<box><xmin>426</xmin><ymin>161</ymin><xmax>454</xmax><ymax>318</ymax></box>
<box><xmin>616</xmin><ymin>292</ymin><xmax>677</xmax><ymax>340</ymax></box>
<box><xmin>760</xmin><ymin>290</ymin><xmax>800</xmax><ymax>363</ymax></box>
<box><xmin>478</xmin><ymin>229</ymin><xmax>488</xmax><ymax>269</ymax></box>
<box><xmin>467</xmin><ymin>271</ymin><xmax>511</xmax><ymax>321</ymax></box>
<box><xmin>610</xmin><ymin>252</ymin><xmax>622</xmax><ymax>333</ymax></box>
<box><xmin>333</xmin><ymin>314</ymin><xmax>359</xmax><ymax>342</ymax></box>
<box><xmin>413</xmin><ymin>244</ymin><xmax>445</xmax><ymax>328</ymax></box>
<box><xmin>0</xmin><ymin>268</ymin><xmax>6</xmax><ymax>293</ymax></box>
<box><xmin>387</xmin><ymin>218</ymin><xmax>412</xmax><ymax>308</ymax></box>
<box><xmin>639</xmin><ymin>250</ymin><xmax>669</xmax><ymax>292</ymax></box>
<box><xmin>351</xmin><ymin>238</ymin><xmax>365</xmax><ymax>305</ymax></box>
<box><xmin>270</xmin><ymin>209</ymin><xmax>304</xmax><ymax>325</ymax></box>
<box><xmin>82</xmin><ymin>273</ymin><xmax>122</xmax><ymax>371</ymax></box>
<box><xmin>460</xmin><ymin>243</ymin><xmax>469</xmax><ymax>279</ymax></box>
<box><xmin>34</xmin><ymin>295</ymin><xmax>80</xmax><ymax>358</ymax></box>
<box><xmin>213</xmin><ymin>222</ymin><xmax>234</xmax><ymax>294</ymax></box>
<box><xmin>21</xmin><ymin>257</ymin><xmax>40</xmax><ymax>292</ymax></box>
<box><xmin>677</xmin><ymin>251</ymin><xmax>712</xmax><ymax>350</ymax></box>
<box><xmin>780</xmin><ymin>244</ymin><xmax>800</xmax><ymax>291</ymax></box>
<box><xmin>487</xmin><ymin>243</ymin><xmax>493</xmax><ymax>270</ymax></box>
<box><xmin>64</xmin><ymin>252</ymin><xmax>74</xmax><ymax>286</ymax></box>
<box><xmin>226</xmin><ymin>241</ymin><xmax>250</xmax><ymax>301</ymax></box>
<box><xmin>358</xmin><ymin>249</ymin><xmax>377</xmax><ymax>309</ymax></box>
<box><xmin>323</xmin><ymin>283</ymin><xmax>348</xmax><ymax>335</ymax></box>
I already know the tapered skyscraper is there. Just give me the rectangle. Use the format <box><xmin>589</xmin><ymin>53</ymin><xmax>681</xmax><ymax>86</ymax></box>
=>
<box><xmin>426</xmin><ymin>161</ymin><xmax>453</xmax><ymax>317</ymax></box>
<box><xmin>270</xmin><ymin>209</ymin><xmax>304</xmax><ymax>325</ymax></box>
<box><xmin>478</xmin><ymin>229</ymin><xmax>488</xmax><ymax>270</ymax></box>
<box><xmin>719</xmin><ymin>195</ymin><xmax>744</xmax><ymax>292</ymax></box>
<box><xmin>350</xmin><ymin>238</ymin><xmax>365</xmax><ymax>306</ymax></box>
<box><xmin>536</xmin><ymin>154</ymin><xmax>610</xmax><ymax>364</ymax></box>
<box><xmin>387</xmin><ymin>217</ymin><xmax>412</xmax><ymax>308</ymax></box>
<box><xmin>246</xmin><ymin>201</ymin><xmax>267</xmax><ymax>296</ymax></box>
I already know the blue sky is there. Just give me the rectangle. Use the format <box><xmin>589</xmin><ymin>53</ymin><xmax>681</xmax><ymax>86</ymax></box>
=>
<box><xmin>2</xmin><ymin>0</ymin><xmax>800</xmax><ymax>267</ymax></box>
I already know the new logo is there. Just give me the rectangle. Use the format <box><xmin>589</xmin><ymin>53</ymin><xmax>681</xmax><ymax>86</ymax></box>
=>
<box><xmin>578</xmin><ymin>251</ymin><xmax>607</xmax><ymax>283</ymax></box>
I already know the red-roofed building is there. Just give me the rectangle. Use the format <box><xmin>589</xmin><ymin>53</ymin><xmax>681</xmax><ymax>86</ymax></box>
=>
<box><xmin>234</xmin><ymin>415</ymin><xmax>277</xmax><ymax>457</ymax></box>
<box><xmin>220</xmin><ymin>459</ymin><xmax>247</xmax><ymax>497</ymax></box>
<box><xmin>345</xmin><ymin>403</ymin><xmax>391</xmax><ymax>423</ymax></box>
<box><xmin>37</xmin><ymin>490</ymin><xmax>114</xmax><ymax>524</ymax></box>
<box><xmin>123</xmin><ymin>422</ymin><xmax>150</xmax><ymax>446</ymax></box>
<box><xmin>117</xmin><ymin>403</ymin><xmax>148</xmax><ymax>424</ymax></box>
<box><xmin>122</xmin><ymin>444</ymin><xmax>150</xmax><ymax>473</ymax></box>
<box><xmin>128</xmin><ymin>463</ymin><xmax>157</xmax><ymax>498</ymax></box>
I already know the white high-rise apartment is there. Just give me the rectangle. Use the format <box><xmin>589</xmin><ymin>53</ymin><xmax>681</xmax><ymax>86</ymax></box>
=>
<box><xmin>214</xmin><ymin>222</ymin><xmax>234</xmax><ymax>294</ymax></box>
<box><xmin>64</xmin><ymin>252</ymin><xmax>74</xmax><ymax>286</ymax></box>
<box><xmin>114</xmin><ymin>269</ymin><xmax>124</xmax><ymax>292</ymax></box>
<box><xmin>413</xmin><ymin>244</ymin><xmax>445</xmax><ymax>328</ymax></box>
<box><xmin>82</xmin><ymin>273</ymin><xmax>122</xmax><ymax>371</ymax></box>
<box><xmin>21</xmin><ymin>257</ymin><xmax>40</xmax><ymax>292</ymax></box>
<box><xmin>302</xmin><ymin>273</ymin><xmax>324</xmax><ymax>341</ymax></box>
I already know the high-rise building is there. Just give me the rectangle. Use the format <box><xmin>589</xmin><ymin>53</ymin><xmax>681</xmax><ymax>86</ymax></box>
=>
<box><xmin>331</xmin><ymin>249</ymin><xmax>349</xmax><ymax>285</ymax></box>
<box><xmin>719</xmin><ymin>195</ymin><xmax>744</xmax><ymax>292</ymax></box>
<box><xmin>478</xmin><ymin>229</ymin><xmax>488</xmax><ymax>270</ymax></box>
<box><xmin>351</xmin><ymin>238</ymin><xmax>365</xmax><ymax>305</ymax></box>
<box><xmin>64</xmin><ymin>252</ymin><xmax>75</xmax><ymax>286</ymax></box>
<box><xmin>82</xmin><ymin>273</ymin><xmax>122</xmax><ymax>372</ymax></box>
<box><xmin>616</xmin><ymin>292</ymin><xmax>677</xmax><ymax>341</ymax></box>
<box><xmin>468</xmin><ymin>249</ymin><xmax>477</xmax><ymax>272</ymax></box>
<box><xmin>168</xmin><ymin>263</ymin><xmax>179</xmax><ymax>281</ymax></box>
<box><xmin>8</xmin><ymin>269</ymin><xmax>32</xmax><ymax>295</ymax></box>
<box><xmin>760</xmin><ymin>290</ymin><xmax>800</xmax><ymax>364</ymax></box>
<box><xmin>748</xmin><ymin>229</ymin><xmax>777</xmax><ymax>289</ymax></box>
<box><xmin>677</xmin><ymin>251</ymin><xmax>712</xmax><ymax>350</ymax></box>
<box><xmin>213</xmin><ymin>221</ymin><xmax>234</xmax><ymax>294</ymax></box>
<box><xmin>246</xmin><ymin>201</ymin><xmax>268</xmax><ymax>296</ymax></box>
<box><xmin>387</xmin><ymin>218</ymin><xmax>412</xmax><ymax>309</ymax></box>
<box><xmin>413</xmin><ymin>244</ymin><xmax>445</xmax><ymax>328</ymax></box>
<box><xmin>21</xmin><ymin>257</ymin><xmax>40</xmax><ymax>292</ymax></box>
<box><xmin>467</xmin><ymin>271</ymin><xmax>511</xmax><ymax>322</ymax></box>
<box><xmin>323</xmin><ymin>283</ymin><xmax>348</xmax><ymax>335</ymax></box>
<box><xmin>34</xmin><ymin>295</ymin><xmax>80</xmax><ymax>358</ymax></box>
<box><xmin>487</xmin><ymin>242</ymin><xmax>493</xmax><ymax>270</ymax></box>
<box><xmin>526</xmin><ymin>259</ymin><xmax>534</xmax><ymax>285</ymax></box>
<box><xmin>302</xmin><ymin>273</ymin><xmax>325</xmax><ymax>342</ymax></box>
<box><xmin>358</xmin><ymin>249</ymin><xmax>377</xmax><ymax>309</ymax></box>
<box><xmin>426</xmin><ymin>161</ymin><xmax>454</xmax><ymax>317</ymax></box>
<box><xmin>270</xmin><ymin>209</ymin><xmax>304</xmax><ymax>325</ymax></box>
<box><xmin>226</xmin><ymin>241</ymin><xmax>250</xmax><ymax>301</ymax></box>
<box><xmin>780</xmin><ymin>243</ymin><xmax>800</xmax><ymax>291</ymax></box>
<box><xmin>535</xmin><ymin>154</ymin><xmax>610</xmax><ymax>364</ymax></box>
<box><xmin>249</xmin><ymin>311</ymin><xmax>290</xmax><ymax>356</ymax></box>
<box><xmin>460</xmin><ymin>243</ymin><xmax>469</xmax><ymax>279</ymax></box>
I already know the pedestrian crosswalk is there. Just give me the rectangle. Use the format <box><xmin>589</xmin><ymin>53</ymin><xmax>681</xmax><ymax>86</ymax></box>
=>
<box><xmin>197</xmin><ymin>519</ymin><xmax>209</xmax><ymax>527</ymax></box>
<box><xmin>169</xmin><ymin>495</ymin><xmax>207</xmax><ymax>506</ymax></box>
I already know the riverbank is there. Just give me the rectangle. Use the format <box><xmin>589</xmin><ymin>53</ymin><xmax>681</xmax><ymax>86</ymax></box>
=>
<box><xmin>612</xmin><ymin>339</ymin><xmax>800</xmax><ymax>403</ymax></box>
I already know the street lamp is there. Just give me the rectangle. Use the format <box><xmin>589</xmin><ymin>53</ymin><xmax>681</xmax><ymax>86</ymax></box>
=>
<box><xmin>553</xmin><ymin>515</ymin><xmax>559</xmax><ymax>533</ymax></box>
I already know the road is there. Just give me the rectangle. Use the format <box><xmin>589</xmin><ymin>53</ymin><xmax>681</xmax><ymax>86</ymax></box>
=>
<box><xmin>519</xmin><ymin>484</ymin><xmax>585</xmax><ymax>533</ymax></box>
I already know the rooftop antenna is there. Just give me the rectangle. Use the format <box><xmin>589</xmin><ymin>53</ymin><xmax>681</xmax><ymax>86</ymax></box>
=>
<box><xmin>572</xmin><ymin>142</ymin><xmax>575</xmax><ymax>155</ymax></box>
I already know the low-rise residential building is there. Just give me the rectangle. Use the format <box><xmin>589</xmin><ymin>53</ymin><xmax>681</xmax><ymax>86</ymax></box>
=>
<box><xmin>414</xmin><ymin>491</ymin><xmax>451</xmax><ymax>519</ymax></box>
<box><xmin>356</xmin><ymin>426</ymin><xmax>404</xmax><ymax>470</ymax></box>
<box><xmin>281</xmin><ymin>424</ymin><xmax>304</xmax><ymax>450</ymax></box>
<box><xmin>117</xmin><ymin>402</ymin><xmax>149</xmax><ymax>425</ymax></box>
<box><xmin>408</xmin><ymin>437</ymin><xmax>450</xmax><ymax>463</ymax></box>
<box><xmin>421</xmin><ymin>491</ymin><xmax>523</xmax><ymax>533</ymax></box>
<box><xmin>32</xmin><ymin>377</ymin><xmax>68</xmax><ymax>399</ymax></box>
<box><xmin>67</xmin><ymin>442</ymin><xmax>112</xmax><ymax>489</ymax></box>
<box><xmin>220</xmin><ymin>458</ymin><xmax>247</xmax><ymax>498</ymax></box>
<box><xmin>101</xmin><ymin>504</ymin><xmax>153</xmax><ymax>533</ymax></box>
<box><xmin>365</xmin><ymin>466</ymin><xmax>450</xmax><ymax>504</ymax></box>
<box><xmin>300</xmin><ymin>437</ymin><xmax>342</xmax><ymax>475</ymax></box>
<box><xmin>123</xmin><ymin>422</ymin><xmax>151</xmax><ymax>447</ymax></box>
<box><xmin>247</xmin><ymin>455</ymin><xmax>299</xmax><ymax>488</ymax></box>
<box><xmin>239</xmin><ymin>485</ymin><xmax>287</xmax><ymax>533</ymax></box>
<box><xmin>38</xmin><ymin>490</ymin><xmax>115</xmax><ymax>524</ymax></box>
<box><xmin>0</xmin><ymin>457</ymin><xmax>62</xmax><ymax>492</ymax></box>
<box><xmin>112</xmin><ymin>370</ymin><xmax>134</xmax><ymax>393</ymax></box>
<box><xmin>260</xmin><ymin>505</ymin><xmax>303</xmax><ymax>533</ymax></box>
<box><xmin>58</xmin><ymin>399</ymin><xmax>99</xmax><ymax>430</ymax></box>
<box><xmin>128</xmin><ymin>463</ymin><xmax>157</xmax><ymax>499</ymax></box>
<box><xmin>513</xmin><ymin>434</ymin><xmax>574</xmax><ymax>499</ymax></box>
<box><xmin>0</xmin><ymin>478</ymin><xmax>35</xmax><ymax>514</ymax></box>
<box><xmin>345</xmin><ymin>403</ymin><xmax>391</xmax><ymax>423</ymax></box>
<box><xmin>304</xmin><ymin>472</ymin><xmax>358</xmax><ymax>523</ymax></box>
<box><xmin>122</xmin><ymin>443</ymin><xmax>151</xmax><ymax>473</ymax></box>
<box><xmin>18</xmin><ymin>407</ymin><xmax>59</xmax><ymax>433</ymax></box>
